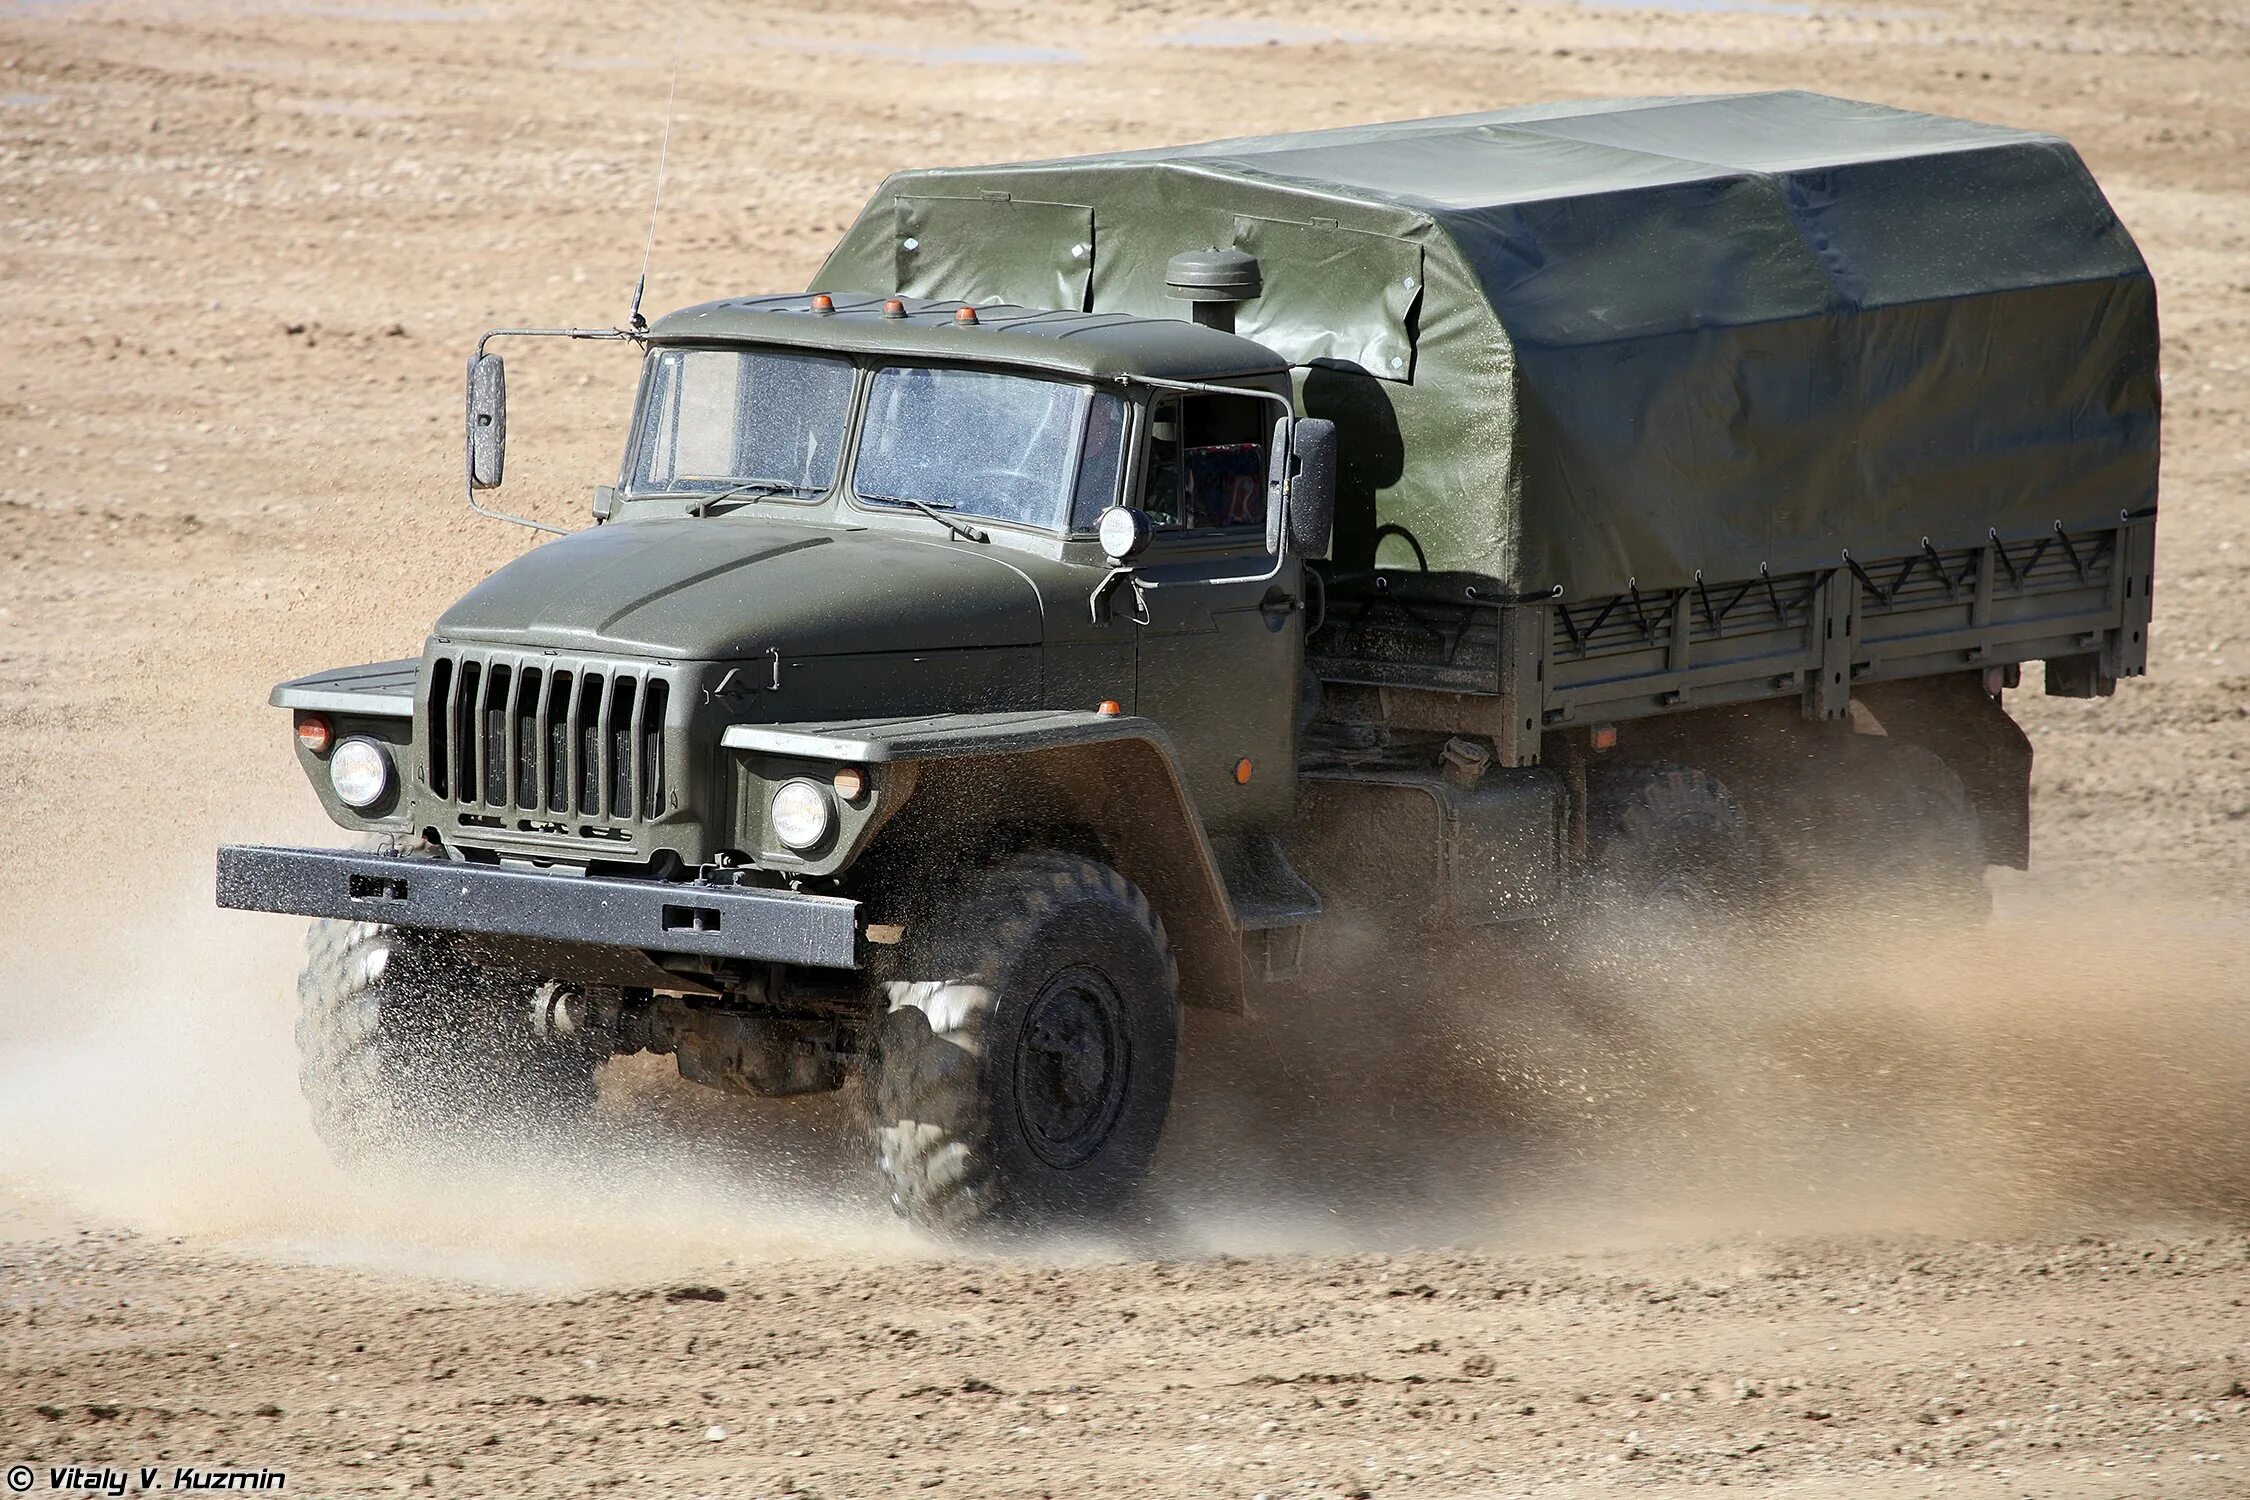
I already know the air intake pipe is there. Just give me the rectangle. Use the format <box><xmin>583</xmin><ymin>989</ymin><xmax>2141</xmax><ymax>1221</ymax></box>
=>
<box><xmin>1164</xmin><ymin>248</ymin><xmax>1262</xmax><ymax>335</ymax></box>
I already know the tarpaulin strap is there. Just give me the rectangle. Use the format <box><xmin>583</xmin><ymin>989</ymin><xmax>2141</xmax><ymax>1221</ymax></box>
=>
<box><xmin>1695</xmin><ymin>570</ymin><xmax>1757</xmax><ymax>639</ymax></box>
<box><xmin>1922</xmin><ymin>538</ymin><xmax>1964</xmax><ymax>598</ymax></box>
<box><xmin>2017</xmin><ymin>534</ymin><xmax>2052</xmax><ymax>586</ymax></box>
<box><xmin>1761</xmin><ymin>564</ymin><xmax>1789</xmax><ymax>623</ymax></box>
<box><xmin>1554</xmin><ymin>598</ymin><xmax>1586</xmax><ymax>656</ymax></box>
<box><xmin>1555</xmin><ymin>591</ymin><xmax>1625</xmax><ymax>658</ymax></box>
<box><xmin>1584</xmin><ymin>595</ymin><xmax>1621</xmax><ymax>650</ymax></box>
<box><xmin>1887</xmin><ymin>554</ymin><xmax>1918</xmax><ymax>602</ymax></box>
<box><xmin>1842</xmin><ymin>551</ymin><xmax>1887</xmax><ymax>607</ymax></box>
<box><xmin>1989</xmin><ymin>529</ymin><xmax>2020</xmax><ymax>589</ymax></box>
<box><xmin>1619</xmin><ymin>581</ymin><xmax>1681</xmax><ymax>644</ymax></box>
<box><xmin>1463</xmin><ymin>584</ymin><xmax>1564</xmax><ymax>606</ymax></box>
<box><xmin>2054</xmin><ymin>521</ymin><xmax>2088</xmax><ymax>585</ymax></box>
<box><xmin>1448</xmin><ymin>610</ymin><xmax>1484</xmax><ymax>660</ymax></box>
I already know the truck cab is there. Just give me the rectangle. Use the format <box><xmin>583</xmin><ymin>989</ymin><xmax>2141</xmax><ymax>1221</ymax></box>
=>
<box><xmin>221</xmin><ymin>287</ymin><xmax>1340</xmax><ymax>1231</ymax></box>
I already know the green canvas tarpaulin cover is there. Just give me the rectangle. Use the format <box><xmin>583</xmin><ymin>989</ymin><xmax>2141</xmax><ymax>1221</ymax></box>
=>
<box><xmin>818</xmin><ymin>91</ymin><xmax>2159</xmax><ymax>601</ymax></box>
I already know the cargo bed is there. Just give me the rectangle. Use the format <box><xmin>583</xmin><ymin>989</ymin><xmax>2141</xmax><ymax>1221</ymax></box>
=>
<box><xmin>1310</xmin><ymin>513</ymin><xmax>2154</xmax><ymax>764</ymax></box>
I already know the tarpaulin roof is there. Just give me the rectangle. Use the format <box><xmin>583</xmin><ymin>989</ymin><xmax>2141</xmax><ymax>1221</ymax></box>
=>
<box><xmin>816</xmin><ymin>91</ymin><xmax>2160</xmax><ymax>599</ymax></box>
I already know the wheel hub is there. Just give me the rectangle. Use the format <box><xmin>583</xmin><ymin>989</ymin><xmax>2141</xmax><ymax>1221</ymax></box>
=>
<box><xmin>1013</xmin><ymin>967</ymin><xmax>1130</xmax><ymax>1169</ymax></box>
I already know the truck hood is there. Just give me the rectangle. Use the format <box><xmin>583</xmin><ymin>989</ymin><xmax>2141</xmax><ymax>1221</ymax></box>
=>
<box><xmin>434</xmin><ymin>516</ymin><xmax>1045</xmax><ymax>660</ymax></box>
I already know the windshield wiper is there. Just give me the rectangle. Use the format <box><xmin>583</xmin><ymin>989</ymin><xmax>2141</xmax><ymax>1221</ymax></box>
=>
<box><xmin>684</xmin><ymin>480</ymin><xmax>817</xmax><ymax>517</ymax></box>
<box><xmin>864</xmin><ymin>495</ymin><xmax>989</xmax><ymax>544</ymax></box>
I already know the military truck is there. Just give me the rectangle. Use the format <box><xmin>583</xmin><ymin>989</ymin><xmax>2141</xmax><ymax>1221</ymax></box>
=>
<box><xmin>216</xmin><ymin>92</ymin><xmax>2158</xmax><ymax>1231</ymax></box>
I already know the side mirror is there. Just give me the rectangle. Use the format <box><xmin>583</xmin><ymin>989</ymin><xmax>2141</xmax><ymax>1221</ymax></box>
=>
<box><xmin>1098</xmin><ymin>504</ymin><xmax>1153</xmax><ymax>563</ymax></box>
<box><xmin>1264</xmin><ymin>415</ymin><xmax>1291</xmax><ymax>556</ymax></box>
<box><xmin>1287</xmin><ymin>417</ymin><xmax>1338</xmax><ymax>558</ymax></box>
<box><xmin>466</xmin><ymin>353</ymin><xmax>507</xmax><ymax>489</ymax></box>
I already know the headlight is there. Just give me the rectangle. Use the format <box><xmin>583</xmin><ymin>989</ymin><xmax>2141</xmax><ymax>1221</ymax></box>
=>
<box><xmin>769</xmin><ymin>778</ymin><xmax>834</xmax><ymax>850</ymax></box>
<box><xmin>329</xmin><ymin>737</ymin><xmax>394</xmax><ymax>809</ymax></box>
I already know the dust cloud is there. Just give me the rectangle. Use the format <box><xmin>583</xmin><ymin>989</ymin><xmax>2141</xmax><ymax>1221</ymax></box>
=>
<box><xmin>1155</xmin><ymin>875</ymin><xmax>2250</xmax><ymax>1255</ymax></box>
<box><xmin>3</xmin><ymin>857</ymin><xmax>2244</xmax><ymax>1285</ymax></box>
<box><xmin>0</xmin><ymin>857</ymin><xmax>917</xmax><ymax>1288</ymax></box>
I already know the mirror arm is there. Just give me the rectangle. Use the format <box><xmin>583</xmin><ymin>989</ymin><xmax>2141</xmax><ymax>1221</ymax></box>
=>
<box><xmin>464</xmin><ymin>325</ymin><xmax>637</xmax><ymax>539</ymax></box>
<box><xmin>1088</xmin><ymin>566</ymin><xmax>1153</xmax><ymax>626</ymax></box>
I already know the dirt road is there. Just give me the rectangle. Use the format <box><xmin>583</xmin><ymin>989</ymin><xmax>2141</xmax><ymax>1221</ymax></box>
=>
<box><xmin>2</xmin><ymin>0</ymin><xmax>2247</xmax><ymax>1494</ymax></box>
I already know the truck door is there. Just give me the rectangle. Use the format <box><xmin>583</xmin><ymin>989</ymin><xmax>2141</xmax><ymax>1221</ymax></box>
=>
<box><xmin>1131</xmin><ymin>391</ymin><xmax>1303</xmax><ymax>835</ymax></box>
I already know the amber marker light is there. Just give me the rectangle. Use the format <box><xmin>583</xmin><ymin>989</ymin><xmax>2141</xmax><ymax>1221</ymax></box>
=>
<box><xmin>809</xmin><ymin>293</ymin><xmax>835</xmax><ymax>314</ymax></box>
<box><xmin>1096</xmin><ymin>700</ymin><xmax>1122</xmax><ymax>717</ymax></box>
<box><xmin>832</xmin><ymin>765</ymin><xmax>868</xmax><ymax>801</ymax></box>
<box><xmin>295</xmin><ymin>713</ymin><xmax>333</xmax><ymax>755</ymax></box>
<box><xmin>953</xmin><ymin>306</ymin><xmax>979</xmax><ymax>325</ymax></box>
<box><xmin>882</xmin><ymin>297</ymin><xmax>907</xmax><ymax>318</ymax></box>
<box><xmin>1234</xmin><ymin>758</ymin><xmax>1254</xmax><ymax>785</ymax></box>
<box><xmin>1591</xmin><ymin>724</ymin><xmax>1619</xmax><ymax>752</ymax></box>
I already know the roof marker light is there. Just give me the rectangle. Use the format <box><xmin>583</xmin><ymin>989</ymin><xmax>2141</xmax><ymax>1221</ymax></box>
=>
<box><xmin>953</xmin><ymin>306</ymin><xmax>979</xmax><ymax>325</ymax></box>
<box><xmin>1096</xmin><ymin>700</ymin><xmax>1122</xmax><ymax>717</ymax></box>
<box><xmin>882</xmin><ymin>297</ymin><xmax>907</xmax><ymax>319</ymax></box>
<box><xmin>809</xmin><ymin>293</ymin><xmax>835</xmax><ymax>314</ymax></box>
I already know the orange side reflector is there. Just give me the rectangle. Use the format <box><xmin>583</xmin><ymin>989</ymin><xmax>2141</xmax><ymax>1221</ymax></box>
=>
<box><xmin>1591</xmin><ymin>724</ymin><xmax>1619</xmax><ymax>752</ymax></box>
<box><xmin>1234</xmin><ymin>758</ymin><xmax>1253</xmax><ymax>785</ymax></box>
<box><xmin>1096</xmin><ymin>700</ymin><xmax>1122</xmax><ymax>717</ymax></box>
<box><xmin>295</xmin><ymin>713</ymin><xmax>333</xmax><ymax>755</ymax></box>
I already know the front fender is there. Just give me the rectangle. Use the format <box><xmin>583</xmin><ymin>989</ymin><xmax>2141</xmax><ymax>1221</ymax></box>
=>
<box><xmin>728</xmin><ymin>712</ymin><xmax>1253</xmax><ymax>1011</ymax></box>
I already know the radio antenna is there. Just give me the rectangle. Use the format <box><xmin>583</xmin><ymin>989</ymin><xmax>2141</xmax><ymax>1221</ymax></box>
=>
<box><xmin>628</xmin><ymin>5</ymin><xmax>688</xmax><ymax>335</ymax></box>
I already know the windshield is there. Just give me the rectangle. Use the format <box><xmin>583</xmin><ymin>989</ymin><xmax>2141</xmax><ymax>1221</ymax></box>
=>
<box><xmin>629</xmin><ymin>346</ymin><xmax>853</xmax><ymax>496</ymax></box>
<box><xmin>856</xmin><ymin>365</ymin><xmax>1123</xmax><ymax>532</ymax></box>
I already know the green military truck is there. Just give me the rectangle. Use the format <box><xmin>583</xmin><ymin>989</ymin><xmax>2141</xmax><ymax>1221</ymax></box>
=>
<box><xmin>217</xmin><ymin>92</ymin><xmax>2159</xmax><ymax>1231</ymax></box>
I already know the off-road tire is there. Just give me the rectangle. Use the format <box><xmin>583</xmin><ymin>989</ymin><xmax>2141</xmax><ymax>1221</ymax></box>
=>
<box><xmin>1584</xmin><ymin>760</ymin><xmax>1753</xmax><ymax>914</ymax></box>
<box><xmin>295</xmin><ymin>911</ymin><xmax>601</xmax><ymax>1171</ymax></box>
<box><xmin>868</xmin><ymin>851</ymin><xmax>1181</xmax><ymax>1234</ymax></box>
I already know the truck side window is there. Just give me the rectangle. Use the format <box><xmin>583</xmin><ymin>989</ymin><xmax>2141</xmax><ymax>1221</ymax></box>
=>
<box><xmin>1141</xmin><ymin>393</ymin><xmax>1267</xmax><ymax>533</ymax></box>
<box><xmin>1069</xmin><ymin>392</ymin><xmax>1127</xmax><ymax>531</ymax></box>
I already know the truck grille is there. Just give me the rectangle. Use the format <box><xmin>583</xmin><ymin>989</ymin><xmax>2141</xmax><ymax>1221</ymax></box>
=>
<box><xmin>422</xmin><ymin>649</ymin><xmax>672</xmax><ymax>830</ymax></box>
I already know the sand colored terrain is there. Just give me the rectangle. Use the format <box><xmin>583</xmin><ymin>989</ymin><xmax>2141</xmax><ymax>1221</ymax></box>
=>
<box><xmin>1</xmin><ymin>0</ymin><xmax>2248</xmax><ymax>1493</ymax></box>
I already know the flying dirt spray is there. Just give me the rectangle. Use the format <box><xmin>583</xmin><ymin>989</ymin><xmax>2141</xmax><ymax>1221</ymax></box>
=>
<box><xmin>5</xmin><ymin>858</ymin><xmax>2247</xmax><ymax>1283</ymax></box>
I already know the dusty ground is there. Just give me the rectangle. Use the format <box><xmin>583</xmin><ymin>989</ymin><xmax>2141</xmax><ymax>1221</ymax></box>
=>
<box><xmin>2</xmin><ymin>0</ymin><xmax>2248</xmax><ymax>1494</ymax></box>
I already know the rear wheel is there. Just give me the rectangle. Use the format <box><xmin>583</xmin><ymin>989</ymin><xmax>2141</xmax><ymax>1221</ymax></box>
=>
<box><xmin>867</xmin><ymin>851</ymin><xmax>1180</xmax><ymax>1233</ymax></box>
<box><xmin>295</xmin><ymin>912</ymin><xmax>601</xmax><ymax>1171</ymax></box>
<box><xmin>1584</xmin><ymin>760</ymin><xmax>1753</xmax><ymax>916</ymax></box>
<box><xmin>1762</xmin><ymin>734</ymin><xmax>1989</xmax><ymax>919</ymax></box>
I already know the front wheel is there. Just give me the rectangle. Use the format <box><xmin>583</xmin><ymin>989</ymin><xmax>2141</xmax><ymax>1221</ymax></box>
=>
<box><xmin>867</xmin><ymin>852</ymin><xmax>1181</xmax><ymax>1234</ymax></box>
<box><xmin>295</xmin><ymin>917</ymin><xmax>602</xmax><ymax>1171</ymax></box>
